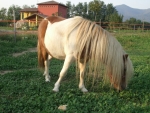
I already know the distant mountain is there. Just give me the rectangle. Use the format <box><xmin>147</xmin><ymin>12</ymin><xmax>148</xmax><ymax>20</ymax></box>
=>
<box><xmin>115</xmin><ymin>4</ymin><xmax>150</xmax><ymax>22</ymax></box>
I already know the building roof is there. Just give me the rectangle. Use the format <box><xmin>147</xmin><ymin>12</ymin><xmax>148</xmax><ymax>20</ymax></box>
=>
<box><xmin>20</xmin><ymin>8</ymin><xmax>38</xmax><ymax>12</ymax></box>
<box><xmin>24</xmin><ymin>13</ymin><xmax>48</xmax><ymax>19</ymax></box>
<box><xmin>37</xmin><ymin>0</ymin><xmax>67</xmax><ymax>7</ymax></box>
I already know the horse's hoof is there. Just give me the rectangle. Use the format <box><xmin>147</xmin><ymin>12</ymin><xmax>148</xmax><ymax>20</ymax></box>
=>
<box><xmin>45</xmin><ymin>79</ymin><xmax>50</xmax><ymax>82</ymax></box>
<box><xmin>53</xmin><ymin>89</ymin><xmax>59</xmax><ymax>93</ymax></box>
<box><xmin>83</xmin><ymin>90</ymin><xmax>88</xmax><ymax>93</ymax></box>
<box><xmin>45</xmin><ymin>78</ymin><xmax>50</xmax><ymax>82</ymax></box>
<box><xmin>45</xmin><ymin>76</ymin><xmax>50</xmax><ymax>82</ymax></box>
<box><xmin>52</xmin><ymin>88</ymin><xmax>59</xmax><ymax>92</ymax></box>
<box><xmin>81</xmin><ymin>88</ymin><xmax>88</xmax><ymax>93</ymax></box>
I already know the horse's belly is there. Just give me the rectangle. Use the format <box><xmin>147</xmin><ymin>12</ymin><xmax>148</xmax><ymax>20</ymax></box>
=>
<box><xmin>48</xmin><ymin>47</ymin><xmax>66</xmax><ymax>60</ymax></box>
<box><xmin>45</xmin><ymin>41</ymin><xmax>66</xmax><ymax>60</ymax></box>
<box><xmin>44</xmin><ymin>36</ymin><xmax>66</xmax><ymax>60</ymax></box>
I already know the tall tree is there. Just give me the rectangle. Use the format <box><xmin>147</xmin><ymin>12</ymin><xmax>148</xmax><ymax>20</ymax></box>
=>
<box><xmin>7</xmin><ymin>5</ymin><xmax>21</xmax><ymax>21</ymax></box>
<box><xmin>22</xmin><ymin>5</ymin><xmax>36</xmax><ymax>9</ymax></box>
<box><xmin>125</xmin><ymin>17</ymin><xmax>138</xmax><ymax>24</ymax></box>
<box><xmin>22</xmin><ymin>5</ymin><xmax>30</xmax><ymax>9</ymax></box>
<box><xmin>66</xmin><ymin>1</ymin><xmax>72</xmax><ymax>18</ymax></box>
<box><xmin>82</xmin><ymin>2</ymin><xmax>88</xmax><ymax>18</ymax></box>
<box><xmin>88</xmin><ymin>0</ymin><xmax>104</xmax><ymax>21</ymax></box>
<box><xmin>76</xmin><ymin>3</ymin><xmax>82</xmax><ymax>16</ymax></box>
<box><xmin>30</xmin><ymin>5</ymin><xmax>36</xmax><ymax>8</ymax></box>
<box><xmin>70</xmin><ymin>4</ymin><xmax>76</xmax><ymax>17</ymax></box>
<box><xmin>0</xmin><ymin>7</ymin><xmax>7</xmax><ymax>26</ymax></box>
<box><xmin>109</xmin><ymin>12</ymin><xmax>123</xmax><ymax>29</ymax></box>
<box><xmin>0</xmin><ymin>7</ymin><xmax>7</xmax><ymax>20</ymax></box>
<box><xmin>105</xmin><ymin>3</ymin><xmax>117</xmax><ymax>22</ymax></box>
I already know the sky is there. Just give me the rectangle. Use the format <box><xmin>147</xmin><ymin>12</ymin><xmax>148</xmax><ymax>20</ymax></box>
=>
<box><xmin>0</xmin><ymin>0</ymin><xmax>150</xmax><ymax>9</ymax></box>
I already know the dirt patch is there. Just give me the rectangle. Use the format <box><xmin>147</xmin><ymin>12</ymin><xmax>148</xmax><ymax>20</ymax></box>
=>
<box><xmin>0</xmin><ymin>30</ymin><xmax>37</xmax><ymax>36</ymax></box>
<box><xmin>0</xmin><ymin>70</ymin><xmax>14</xmax><ymax>75</ymax></box>
<box><xmin>0</xmin><ymin>68</ymin><xmax>37</xmax><ymax>75</ymax></box>
<box><xmin>12</xmin><ymin>47</ymin><xmax>37</xmax><ymax>57</ymax></box>
<box><xmin>0</xmin><ymin>47</ymin><xmax>37</xmax><ymax>75</ymax></box>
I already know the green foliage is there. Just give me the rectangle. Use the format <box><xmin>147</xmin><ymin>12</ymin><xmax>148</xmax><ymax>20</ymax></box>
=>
<box><xmin>7</xmin><ymin>5</ymin><xmax>21</xmax><ymax>20</ymax></box>
<box><xmin>0</xmin><ymin>8</ymin><xmax>7</xmax><ymax>26</ymax></box>
<box><xmin>125</xmin><ymin>17</ymin><xmax>142</xmax><ymax>24</ymax></box>
<box><xmin>66</xmin><ymin>1</ymin><xmax>72</xmax><ymax>18</ymax></box>
<box><xmin>66</xmin><ymin>0</ymin><xmax>120</xmax><ymax>23</ymax></box>
<box><xmin>109</xmin><ymin>12</ymin><xmax>123</xmax><ymax>29</ymax></box>
<box><xmin>88</xmin><ymin>0</ymin><xmax>104</xmax><ymax>21</ymax></box>
<box><xmin>0</xmin><ymin>8</ymin><xmax>7</xmax><ymax>20</ymax></box>
<box><xmin>105</xmin><ymin>4</ymin><xmax>117</xmax><ymax>22</ymax></box>
<box><xmin>0</xmin><ymin>32</ymin><xmax>150</xmax><ymax>112</ymax></box>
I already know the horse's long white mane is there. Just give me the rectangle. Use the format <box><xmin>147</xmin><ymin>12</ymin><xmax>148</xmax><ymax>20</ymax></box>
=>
<box><xmin>68</xmin><ymin>16</ymin><xmax>134</xmax><ymax>88</ymax></box>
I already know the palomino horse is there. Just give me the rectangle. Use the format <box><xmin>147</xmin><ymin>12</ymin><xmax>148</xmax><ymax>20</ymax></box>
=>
<box><xmin>39</xmin><ymin>16</ymin><xmax>134</xmax><ymax>92</ymax></box>
<box><xmin>37</xmin><ymin>16</ymin><xmax>65</xmax><ymax>82</ymax></box>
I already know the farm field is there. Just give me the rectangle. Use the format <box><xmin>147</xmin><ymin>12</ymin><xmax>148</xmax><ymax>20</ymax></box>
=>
<box><xmin>0</xmin><ymin>31</ymin><xmax>150</xmax><ymax>113</ymax></box>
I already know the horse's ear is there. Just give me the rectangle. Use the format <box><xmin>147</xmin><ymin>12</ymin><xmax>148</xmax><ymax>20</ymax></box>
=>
<box><xmin>123</xmin><ymin>54</ymin><xmax>128</xmax><ymax>60</ymax></box>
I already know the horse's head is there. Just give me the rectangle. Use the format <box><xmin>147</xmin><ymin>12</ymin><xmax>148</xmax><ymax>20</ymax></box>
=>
<box><xmin>109</xmin><ymin>54</ymin><xmax>133</xmax><ymax>91</ymax></box>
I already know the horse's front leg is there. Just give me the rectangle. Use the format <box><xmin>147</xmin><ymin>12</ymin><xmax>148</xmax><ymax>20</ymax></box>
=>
<box><xmin>53</xmin><ymin>55</ymin><xmax>74</xmax><ymax>92</ymax></box>
<box><xmin>43</xmin><ymin>55</ymin><xmax>52</xmax><ymax>82</ymax></box>
<box><xmin>78</xmin><ymin>62</ymin><xmax>88</xmax><ymax>93</ymax></box>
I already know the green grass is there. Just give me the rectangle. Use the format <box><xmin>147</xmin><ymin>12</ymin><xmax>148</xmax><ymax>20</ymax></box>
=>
<box><xmin>0</xmin><ymin>33</ymin><xmax>150</xmax><ymax>113</ymax></box>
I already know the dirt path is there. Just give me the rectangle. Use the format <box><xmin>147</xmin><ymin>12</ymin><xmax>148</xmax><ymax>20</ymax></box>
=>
<box><xmin>12</xmin><ymin>47</ymin><xmax>37</xmax><ymax>57</ymax></box>
<box><xmin>0</xmin><ymin>30</ymin><xmax>37</xmax><ymax>36</ymax></box>
<box><xmin>0</xmin><ymin>47</ymin><xmax>37</xmax><ymax>75</ymax></box>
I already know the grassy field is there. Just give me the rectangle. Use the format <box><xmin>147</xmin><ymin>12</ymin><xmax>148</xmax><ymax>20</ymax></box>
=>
<box><xmin>0</xmin><ymin>32</ymin><xmax>150</xmax><ymax>113</ymax></box>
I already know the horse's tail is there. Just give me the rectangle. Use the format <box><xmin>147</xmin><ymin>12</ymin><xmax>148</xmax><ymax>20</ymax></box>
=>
<box><xmin>37</xmin><ymin>18</ymin><xmax>49</xmax><ymax>69</ymax></box>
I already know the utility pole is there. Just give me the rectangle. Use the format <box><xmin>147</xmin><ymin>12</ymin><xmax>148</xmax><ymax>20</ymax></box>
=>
<box><xmin>13</xmin><ymin>10</ymin><xmax>16</xmax><ymax>42</ymax></box>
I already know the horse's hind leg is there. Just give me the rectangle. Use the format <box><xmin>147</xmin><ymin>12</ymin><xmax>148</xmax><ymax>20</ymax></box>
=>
<box><xmin>43</xmin><ymin>55</ymin><xmax>52</xmax><ymax>82</ymax></box>
<box><xmin>78</xmin><ymin>62</ymin><xmax>88</xmax><ymax>92</ymax></box>
<box><xmin>53</xmin><ymin>55</ymin><xmax>75</xmax><ymax>92</ymax></box>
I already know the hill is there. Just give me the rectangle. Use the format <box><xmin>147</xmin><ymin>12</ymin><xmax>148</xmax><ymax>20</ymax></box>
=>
<box><xmin>115</xmin><ymin>4</ymin><xmax>150</xmax><ymax>22</ymax></box>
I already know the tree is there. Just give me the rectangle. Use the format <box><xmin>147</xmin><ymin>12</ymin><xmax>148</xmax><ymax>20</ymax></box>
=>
<box><xmin>109</xmin><ymin>12</ymin><xmax>123</xmax><ymax>29</ymax></box>
<box><xmin>66</xmin><ymin>1</ymin><xmax>72</xmax><ymax>18</ymax></box>
<box><xmin>88</xmin><ymin>0</ymin><xmax>104</xmax><ymax>21</ymax></box>
<box><xmin>7</xmin><ymin>5</ymin><xmax>21</xmax><ymax>21</ymax></box>
<box><xmin>70</xmin><ymin>4</ymin><xmax>76</xmax><ymax>17</ymax></box>
<box><xmin>0</xmin><ymin>8</ymin><xmax>7</xmax><ymax>20</ymax></box>
<box><xmin>75</xmin><ymin>3</ymin><xmax>84</xmax><ymax>16</ymax></box>
<box><xmin>64</xmin><ymin>0</ymin><xmax>123</xmax><ymax>25</ymax></box>
<box><xmin>125</xmin><ymin>17</ymin><xmax>143</xmax><ymax>24</ymax></box>
<box><xmin>82</xmin><ymin>2</ymin><xmax>88</xmax><ymax>18</ymax></box>
<box><xmin>125</xmin><ymin>18</ymin><xmax>143</xmax><ymax>30</ymax></box>
<box><xmin>0</xmin><ymin>7</ymin><xmax>7</xmax><ymax>26</ymax></box>
<box><xmin>30</xmin><ymin>5</ymin><xmax>36</xmax><ymax>8</ymax></box>
<box><xmin>22</xmin><ymin>5</ymin><xmax>36</xmax><ymax>9</ymax></box>
<box><xmin>22</xmin><ymin>5</ymin><xmax>31</xmax><ymax>9</ymax></box>
<box><xmin>105</xmin><ymin>3</ymin><xmax>117</xmax><ymax>22</ymax></box>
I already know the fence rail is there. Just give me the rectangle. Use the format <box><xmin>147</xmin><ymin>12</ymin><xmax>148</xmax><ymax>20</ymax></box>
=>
<box><xmin>1</xmin><ymin>20</ymin><xmax>150</xmax><ymax>31</ymax></box>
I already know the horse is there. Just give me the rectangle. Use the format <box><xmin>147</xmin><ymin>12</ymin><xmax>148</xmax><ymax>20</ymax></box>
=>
<box><xmin>39</xmin><ymin>16</ymin><xmax>134</xmax><ymax>92</ymax></box>
<box><xmin>37</xmin><ymin>16</ymin><xmax>65</xmax><ymax>82</ymax></box>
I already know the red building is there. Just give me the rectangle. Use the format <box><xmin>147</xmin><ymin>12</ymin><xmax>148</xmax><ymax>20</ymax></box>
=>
<box><xmin>37</xmin><ymin>1</ymin><xmax>67</xmax><ymax>18</ymax></box>
<box><xmin>19</xmin><ymin>0</ymin><xmax>67</xmax><ymax>27</ymax></box>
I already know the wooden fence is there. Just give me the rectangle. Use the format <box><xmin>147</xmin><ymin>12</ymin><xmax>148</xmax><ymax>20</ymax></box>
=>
<box><xmin>1</xmin><ymin>20</ymin><xmax>150</xmax><ymax>31</ymax></box>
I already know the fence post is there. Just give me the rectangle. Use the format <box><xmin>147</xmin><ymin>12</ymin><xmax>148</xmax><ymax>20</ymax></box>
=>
<box><xmin>100</xmin><ymin>19</ymin><xmax>101</xmax><ymax>26</ymax></box>
<box><xmin>13</xmin><ymin>10</ymin><xmax>16</xmax><ymax>42</ymax></box>
<box><xmin>143</xmin><ymin>20</ymin><xmax>144</xmax><ymax>32</ymax></box>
